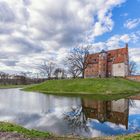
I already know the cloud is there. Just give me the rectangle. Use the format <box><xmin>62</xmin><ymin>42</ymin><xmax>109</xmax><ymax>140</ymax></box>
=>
<box><xmin>91</xmin><ymin>31</ymin><xmax>140</xmax><ymax>73</ymax></box>
<box><xmin>129</xmin><ymin>48</ymin><xmax>140</xmax><ymax>63</ymax></box>
<box><xmin>0</xmin><ymin>2</ymin><xmax>15</xmax><ymax>23</ymax></box>
<box><xmin>0</xmin><ymin>0</ymin><xmax>126</xmax><ymax>72</ymax></box>
<box><xmin>92</xmin><ymin>31</ymin><xmax>140</xmax><ymax>51</ymax></box>
<box><xmin>124</xmin><ymin>18</ymin><xmax>140</xmax><ymax>29</ymax></box>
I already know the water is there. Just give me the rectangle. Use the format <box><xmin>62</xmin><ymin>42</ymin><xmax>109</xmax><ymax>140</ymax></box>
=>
<box><xmin>0</xmin><ymin>88</ymin><xmax>140</xmax><ymax>138</ymax></box>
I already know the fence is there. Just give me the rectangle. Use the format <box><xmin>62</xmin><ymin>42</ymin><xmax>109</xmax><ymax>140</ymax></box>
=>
<box><xmin>126</xmin><ymin>75</ymin><xmax>140</xmax><ymax>82</ymax></box>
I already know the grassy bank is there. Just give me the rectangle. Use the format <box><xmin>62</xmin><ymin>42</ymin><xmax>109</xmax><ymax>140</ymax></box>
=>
<box><xmin>24</xmin><ymin>78</ymin><xmax>140</xmax><ymax>99</ymax></box>
<box><xmin>0</xmin><ymin>85</ymin><xmax>27</xmax><ymax>89</ymax></box>
<box><xmin>0</xmin><ymin>122</ymin><xmax>140</xmax><ymax>140</ymax></box>
<box><xmin>0</xmin><ymin>122</ymin><xmax>51</xmax><ymax>138</ymax></box>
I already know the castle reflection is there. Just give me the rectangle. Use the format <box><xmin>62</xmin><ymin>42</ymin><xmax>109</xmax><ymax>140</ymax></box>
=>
<box><xmin>64</xmin><ymin>98</ymin><xmax>130</xmax><ymax>131</ymax></box>
<box><xmin>82</xmin><ymin>98</ymin><xmax>129</xmax><ymax>129</ymax></box>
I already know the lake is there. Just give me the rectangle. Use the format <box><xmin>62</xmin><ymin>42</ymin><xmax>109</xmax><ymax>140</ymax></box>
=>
<box><xmin>0</xmin><ymin>88</ymin><xmax>140</xmax><ymax>138</ymax></box>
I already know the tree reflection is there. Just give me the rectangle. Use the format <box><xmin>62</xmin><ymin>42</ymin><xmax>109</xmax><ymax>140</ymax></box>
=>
<box><xmin>63</xmin><ymin>107</ymin><xmax>89</xmax><ymax>132</ymax></box>
<box><xmin>129</xmin><ymin>99</ymin><xmax>136</xmax><ymax>107</ymax></box>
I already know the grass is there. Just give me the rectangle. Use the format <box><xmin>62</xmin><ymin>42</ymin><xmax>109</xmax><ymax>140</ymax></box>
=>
<box><xmin>24</xmin><ymin>78</ymin><xmax>140</xmax><ymax>100</ymax></box>
<box><xmin>0</xmin><ymin>85</ymin><xmax>27</xmax><ymax>89</ymax></box>
<box><xmin>0</xmin><ymin>122</ymin><xmax>140</xmax><ymax>140</ymax></box>
<box><xmin>94</xmin><ymin>134</ymin><xmax>140</xmax><ymax>140</ymax></box>
<box><xmin>115</xmin><ymin>133</ymin><xmax>140</xmax><ymax>140</ymax></box>
<box><xmin>0</xmin><ymin>122</ymin><xmax>51</xmax><ymax>138</ymax></box>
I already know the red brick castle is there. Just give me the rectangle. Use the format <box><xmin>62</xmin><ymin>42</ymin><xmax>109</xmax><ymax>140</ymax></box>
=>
<box><xmin>84</xmin><ymin>44</ymin><xmax>129</xmax><ymax>78</ymax></box>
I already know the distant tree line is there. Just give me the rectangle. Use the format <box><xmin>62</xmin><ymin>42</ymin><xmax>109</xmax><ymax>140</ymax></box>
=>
<box><xmin>0</xmin><ymin>72</ymin><xmax>46</xmax><ymax>85</ymax></box>
<box><xmin>37</xmin><ymin>45</ymin><xmax>91</xmax><ymax>79</ymax></box>
<box><xmin>38</xmin><ymin>61</ymin><xmax>67</xmax><ymax>80</ymax></box>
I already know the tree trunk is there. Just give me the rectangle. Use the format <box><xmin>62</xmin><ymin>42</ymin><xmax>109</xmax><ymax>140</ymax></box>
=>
<box><xmin>82</xmin><ymin>70</ymin><xmax>85</xmax><ymax>78</ymax></box>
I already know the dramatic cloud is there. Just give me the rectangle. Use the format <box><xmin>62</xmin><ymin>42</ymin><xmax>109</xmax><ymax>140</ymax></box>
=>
<box><xmin>124</xmin><ymin>18</ymin><xmax>140</xmax><ymax>29</ymax></box>
<box><xmin>0</xmin><ymin>0</ymin><xmax>127</xmax><ymax>72</ymax></box>
<box><xmin>92</xmin><ymin>31</ymin><xmax>140</xmax><ymax>50</ymax></box>
<box><xmin>91</xmin><ymin>31</ymin><xmax>140</xmax><ymax>73</ymax></box>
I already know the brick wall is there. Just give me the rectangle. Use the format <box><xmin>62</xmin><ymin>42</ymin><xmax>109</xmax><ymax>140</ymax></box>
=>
<box><xmin>126</xmin><ymin>75</ymin><xmax>140</xmax><ymax>82</ymax></box>
<box><xmin>84</xmin><ymin>45</ymin><xmax>129</xmax><ymax>78</ymax></box>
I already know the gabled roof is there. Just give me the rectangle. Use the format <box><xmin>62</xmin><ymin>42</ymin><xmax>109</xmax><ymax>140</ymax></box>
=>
<box><xmin>107</xmin><ymin>47</ymin><xmax>128</xmax><ymax>64</ymax></box>
<box><xmin>87</xmin><ymin>46</ymin><xmax>128</xmax><ymax>64</ymax></box>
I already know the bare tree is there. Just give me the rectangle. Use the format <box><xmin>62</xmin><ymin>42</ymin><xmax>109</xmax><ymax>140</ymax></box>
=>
<box><xmin>129</xmin><ymin>61</ymin><xmax>137</xmax><ymax>75</ymax></box>
<box><xmin>0</xmin><ymin>72</ymin><xmax>5</xmax><ymax>80</ymax></box>
<box><xmin>20</xmin><ymin>72</ymin><xmax>28</xmax><ymax>77</ymax></box>
<box><xmin>54</xmin><ymin>68</ymin><xmax>67</xmax><ymax>79</ymax></box>
<box><xmin>61</xmin><ymin>69</ymin><xmax>67</xmax><ymax>79</ymax></box>
<box><xmin>0</xmin><ymin>72</ymin><xmax>10</xmax><ymax>85</ymax></box>
<box><xmin>0</xmin><ymin>72</ymin><xmax>5</xmax><ymax>84</ymax></box>
<box><xmin>66</xmin><ymin>46</ymin><xmax>90</xmax><ymax>78</ymax></box>
<box><xmin>54</xmin><ymin>68</ymin><xmax>62</xmax><ymax>79</ymax></box>
<box><xmin>67</xmin><ymin>65</ymin><xmax>81</xmax><ymax>78</ymax></box>
<box><xmin>38</xmin><ymin>61</ymin><xmax>56</xmax><ymax>79</ymax></box>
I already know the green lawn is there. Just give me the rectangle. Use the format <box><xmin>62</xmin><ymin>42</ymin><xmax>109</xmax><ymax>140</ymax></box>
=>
<box><xmin>24</xmin><ymin>78</ymin><xmax>140</xmax><ymax>99</ymax></box>
<box><xmin>0</xmin><ymin>122</ymin><xmax>140</xmax><ymax>140</ymax></box>
<box><xmin>0</xmin><ymin>85</ymin><xmax>27</xmax><ymax>89</ymax></box>
<box><xmin>0</xmin><ymin>122</ymin><xmax>51</xmax><ymax>138</ymax></box>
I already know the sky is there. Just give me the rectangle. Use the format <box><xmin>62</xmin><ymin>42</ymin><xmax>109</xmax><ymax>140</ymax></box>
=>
<box><xmin>0</xmin><ymin>0</ymin><xmax>140</xmax><ymax>74</ymax></box>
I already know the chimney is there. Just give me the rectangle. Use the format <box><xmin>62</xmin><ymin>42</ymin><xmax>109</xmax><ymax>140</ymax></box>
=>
<box><xmin>126</xmin><ymin>43</ymin><xmax>128</xmax><ymax>49</ymax></box>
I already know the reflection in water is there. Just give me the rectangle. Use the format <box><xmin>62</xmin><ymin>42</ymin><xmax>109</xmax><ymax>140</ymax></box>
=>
<box><xmin>82</xmin><ymin>99</ymin><xmax>129</xmax><ymax>129</ymax></box>
<box><xmin>64</xmin><ymin>99</ymin><xmax>129</xmax><ymax>136</ymax></box>
<box><xmin>0</xmin><ymin>88</ymin><xmax>81</xmax><ymax>135</ymax></box>
<box><xmin>0</xmin><ymin>88</ymin><xmax>140</xmax><ymax>138</ymax></box>
<box><xmin>64</xmin><ymin>107</ymin><xmax>89</xmax><ymax>133</ymax></box>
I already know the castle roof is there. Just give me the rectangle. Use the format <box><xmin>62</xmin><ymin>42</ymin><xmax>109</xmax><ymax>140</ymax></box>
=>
<box><xmin>87</xmin><ymin>46</ymin><xmax>128</xmax><ymax>64</ymax></box>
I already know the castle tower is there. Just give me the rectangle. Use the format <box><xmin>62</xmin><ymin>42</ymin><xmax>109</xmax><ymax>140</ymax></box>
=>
<box><xmin>98</xmin><ymin>50</ymin><xmax>107</xmax><ymax>77</ymax></box>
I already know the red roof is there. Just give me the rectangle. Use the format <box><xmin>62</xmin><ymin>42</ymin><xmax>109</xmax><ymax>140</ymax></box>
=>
<box><xmin>108</xmin><ymin>47</ymin><xmax>128</xmax><ymax>64</ymax></box>
<box><xmin>87</xmin><ymin>46</ymin><xmax>128</xmax><ymax>64</ymax></box>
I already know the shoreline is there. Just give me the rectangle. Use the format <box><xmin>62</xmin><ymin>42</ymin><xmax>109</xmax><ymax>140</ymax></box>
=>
<box><xmin>0</xmin><ymin>122</ymin><xmax>140</xmax><ymax>140</ymax></box>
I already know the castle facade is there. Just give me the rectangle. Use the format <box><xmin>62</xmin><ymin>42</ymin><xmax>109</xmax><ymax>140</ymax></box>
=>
<box><xmin>84</xmin><ymin>44</ymin><xmax>129</xmax><ymax>78</ymax></box>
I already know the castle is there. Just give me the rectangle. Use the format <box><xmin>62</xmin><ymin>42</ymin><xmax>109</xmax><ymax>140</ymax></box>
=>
<box><xmin>84</xmin><ymin>44</ymin><xmax>129</xmax><ymax>78</ymax></box>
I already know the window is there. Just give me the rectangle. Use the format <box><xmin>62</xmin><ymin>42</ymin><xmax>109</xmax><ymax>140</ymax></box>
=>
<box><xmin>93</xmin><ymin>59</ymin><xmax>97</xmax><ymax>63</ymax></box>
